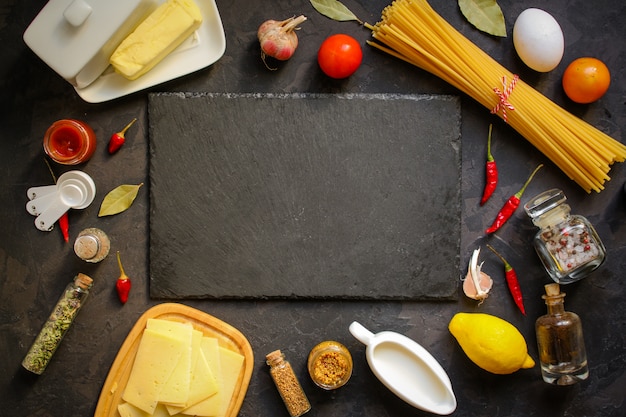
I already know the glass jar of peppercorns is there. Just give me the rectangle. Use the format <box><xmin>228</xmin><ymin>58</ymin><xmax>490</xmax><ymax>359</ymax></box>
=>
<box><xmin>524</xmin><ymin>188</ymin><xmax>606</xmax><ymax>284</ymax></box>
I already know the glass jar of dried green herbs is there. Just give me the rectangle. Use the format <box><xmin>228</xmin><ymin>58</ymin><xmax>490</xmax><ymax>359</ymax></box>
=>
<box><xmin>22</xmin><ymin>273</ymin><xmax>93</xmax><ymax>375</ymax></box>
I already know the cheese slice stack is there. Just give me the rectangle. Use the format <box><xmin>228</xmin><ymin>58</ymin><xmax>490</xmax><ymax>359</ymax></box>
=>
<box><xmin>118</xmin><ymin>318</ymin><xmax>244</xmax><ymax>417</ymax></box>
<box><xmin>110</xmin><ymin>0</ymin><xmax>203</xmax><ymax>80</ymax></box>
<box><xmin>118</xmin><ymin>403</ymin><xmax>170</xmax><ymax>417</ymax></box>
<box><xmin>182</xmin><ymin>343</ymin><xmax>244</xmax><ymax>416</ymax></box>
<box><xmin>165</xmin><ymin>331</ymin><xmax>219</xmax><ymax>415</ymax></box>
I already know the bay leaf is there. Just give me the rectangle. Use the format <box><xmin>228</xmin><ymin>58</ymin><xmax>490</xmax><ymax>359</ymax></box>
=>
<box><xmin>458</xmin><ymin>0</ymin><xmax>506</xmax><ymax>37</ymax></box>
<box><xmin>98</xmin><ymin>183</ymin><xmax>143</xmax><ymax>217</ymax></box>
<box><xmin>310</xmin><ymin>0</ymin><xmax>362</xmax><ymax>24</ymax></box>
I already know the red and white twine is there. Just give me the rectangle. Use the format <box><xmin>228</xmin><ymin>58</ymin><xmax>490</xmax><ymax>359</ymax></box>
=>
<box><xmin>491</xmin><ymin>75</ymin><xmax>519</xmax><ymax>122</ymax></box>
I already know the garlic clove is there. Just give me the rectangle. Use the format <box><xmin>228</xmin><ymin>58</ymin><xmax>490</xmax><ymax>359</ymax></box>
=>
<box><xmin>462</xmin><ymin>248</ymin><xmax>493</xmax><ymax>301</ymax></box>
<box><xmin>463</xmin><ymin>269</ymin><xmax>493</xmax><ymax>300</ymax></box>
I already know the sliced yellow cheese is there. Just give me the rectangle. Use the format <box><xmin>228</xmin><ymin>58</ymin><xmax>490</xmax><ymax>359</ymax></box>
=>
<box><xmin>122</xmin><ymin>329</ymin><xmax>185</xmax><ymax>414</ymax></box>
<box><xmin>192</xmin><ymin>348</ymin><xmax>220</xmax><ymax>402</ymax></box>
<box><xmin>166</xmin><ymin>330</ymin><xmax>218</xmax><ymax>415</ymax></box>
<box><xmin>146</xmin><ymin>319</ymin><xmax>194</xmax><ymax>406</ymax></box>
<box><xmin>146</xmin><ymin>318</ymin><xmax>193</xmax><ymax>337</ymax></box>
<box><xmin>215</xmin><ymin>347</ymin><xmax>245</xmax><ymax>417</ymax></box>
<box><xmin>118</xmin><ymin>402</ymin><xmax>170</xmax><ymax>417</ymax></box>
<box><xmin>181</xmin><ymin>337</ymin><xmax>221</xmax><ymax>416</ymax></box>
<box><xmin>117</xmin><ymin>402</ymin><xmax>146</xmax><ymax>417</ymax></box>
<box><xmin>183</xmin><ymin>341</ymin><xmax>244</xmax><ymax>417</ymax></box>
<box><xmin>110</xmin><ymin>0</ymin><xmax>203</xmax><ymax>80</ymax></box>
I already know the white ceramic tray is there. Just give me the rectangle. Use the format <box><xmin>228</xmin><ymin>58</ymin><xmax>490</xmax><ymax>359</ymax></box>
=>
<box><xmin>75</xmin><ymin>0</ymin><xmax>225</xmax><ymax>103</ymax></box>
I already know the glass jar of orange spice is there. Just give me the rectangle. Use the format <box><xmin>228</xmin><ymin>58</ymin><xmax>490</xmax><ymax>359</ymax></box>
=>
<box><xmin>307</xmin><ymin>340</ymin><xmax>353</xmax><ymax>390</ymax></box>
<box><xmin>266</xmin><ymin>350</ymin><xmax>311</xmax><ymax>417</ymax></box>
<box><xmin>43</xmin><ymin>119</ymin><xmax>96</xmax><ymax>165</ymax></box>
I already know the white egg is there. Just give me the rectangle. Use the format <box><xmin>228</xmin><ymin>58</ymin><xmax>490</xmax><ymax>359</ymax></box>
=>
<box><xmin>513</xmin><ymin>8</ymin><xmax>564</xmax><ymax>72</ymax></box>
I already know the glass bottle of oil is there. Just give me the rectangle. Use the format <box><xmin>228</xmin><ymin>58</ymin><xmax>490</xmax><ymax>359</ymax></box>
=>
<box><xmin>535</xmin><ymin>283</ymin><xmax>588</xmax><ymax>385</ymax></box>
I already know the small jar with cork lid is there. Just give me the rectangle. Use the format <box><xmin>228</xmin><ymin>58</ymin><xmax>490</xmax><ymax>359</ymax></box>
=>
<box><xmin>22</xmin><ymin>273</ymin><xmax>94</xmax><ymax>374</ymax></box>
<box><xmin>524</xmin><ymin>188</ymin><xmax>606</xmax><ymax>284</ymax></box>
<box><xmin>535</xmin><ymin>283</ymin><xmax>589</xmax><ymax>385</ymax></box>
<box><xmin>74</xmin><ymin>228</ymin><xmax>110</xmax><ymax>263</ymax></box>
<box><xmin>266</xmin><ymin>350</ymin><xmax>311</xmax><ymax>417</ymax></box>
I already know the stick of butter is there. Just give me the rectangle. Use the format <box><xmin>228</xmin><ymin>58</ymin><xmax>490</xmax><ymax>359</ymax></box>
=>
<box><xmin>110</xmin><ymin>0</ymin><xmax>202</xmax><ymax>80</ymax></box>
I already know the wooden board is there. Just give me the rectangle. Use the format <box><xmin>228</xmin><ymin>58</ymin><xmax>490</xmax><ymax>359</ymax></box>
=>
<box><xmin>149</xmin><ymin>93</ymin><xmax>462</xmax><ymax>299</ymax></box>
<box><xmin>94</xmin><ymin>303</ymin><xmax>253</xmax><ymax>417</ymax></box>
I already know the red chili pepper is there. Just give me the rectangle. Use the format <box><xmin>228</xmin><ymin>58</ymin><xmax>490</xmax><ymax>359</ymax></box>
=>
<box><xmin>108</xmin><ymin>118</ymin><xmax>137</xmax><ymax>154</ymax></box>
<box><xmin>115</xmin><ymin>251</ymin><xmax>132</xmax><ymax>304</ymax></box>
<box><xmin>485</xmin><ymin>164</ymin><xmax>543</xmax><ymax>234</ymax></box>
<box><xmin>487</xmin><ymin>244</ymin><xmax>525</xmax><ymax>315</ymax></box>
<box><xmin>480</xmin><ymin>124</ymin><xmax>498</xmax><ymax>206</ymax></box>
<box><xmin>58</xmin><ymin>212</ymin><xmax>69</xmax><ymax>242</ymax></box>
<box><xmin>45</xmin><ymin>158</ymin><xmax>69</xmax><ymax>242</ymax></box>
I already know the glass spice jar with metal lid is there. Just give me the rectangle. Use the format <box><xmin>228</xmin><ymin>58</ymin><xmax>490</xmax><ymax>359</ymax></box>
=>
<box><xmin>524</xmin><ymin>188</ymin><xmax>606</xmax><ymax>284</ymax></box>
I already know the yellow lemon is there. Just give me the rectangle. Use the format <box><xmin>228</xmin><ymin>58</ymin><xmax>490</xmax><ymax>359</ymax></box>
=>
<box><xmin>449</xmin><ymin>312</ymin><xmax>535</xmax><ymax>374</ymax></box>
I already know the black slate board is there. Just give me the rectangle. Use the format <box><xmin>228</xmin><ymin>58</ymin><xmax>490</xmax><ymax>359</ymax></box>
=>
<box><xmin>149</xmin><ymin>93</ymin><xmax>461</xmax><ymax>299</ymax></box>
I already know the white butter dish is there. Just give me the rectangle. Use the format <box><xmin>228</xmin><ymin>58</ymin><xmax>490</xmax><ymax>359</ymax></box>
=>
<box><xmin>23</xmin><ymin>0</ymin><xmax>157</xmax><ymax>88</ymax></box>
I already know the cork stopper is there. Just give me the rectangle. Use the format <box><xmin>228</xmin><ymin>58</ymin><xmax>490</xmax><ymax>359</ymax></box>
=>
<box><xmin>73</xmin><ymin>228</ymin><xmax>111</xmax><ymax>263</ymax></box>
<box><xmin>75</xmin><ymin>273</ymin><xmax>94</xmax><ymax>290</ymax></box>
<box><xmin>544</xmin><ymin>283</ymin><xmax>561</xmax><ymax>296</ymax></box>
<box><xmin>543</xmin><ymin>282</ymin><xmax>565</xmax><ymax>305</ymax></box>
<box><xmin>74</xmin><ymin>234</ymin><xmax>99</xmax><ymax>259</ymax></box>
<box><xmin>266</xmin><ymin>350</ymin><xmax>284</xmax><ymax>366</ymax></box>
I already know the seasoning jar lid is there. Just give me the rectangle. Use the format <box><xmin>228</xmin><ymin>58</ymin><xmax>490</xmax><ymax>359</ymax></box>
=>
<box><xmin>266</xmin><ymin>349</ymin><xmax>284</xmax><ymax>365</ymax></box>
<box><xmin>307</xmin><ymin>341</ymin><xmax>353</xmax><ymax>390</ymax></box>
<box><xmin>74</xmin><ymin>227</ymin><xmax>110</xmax><ymax>263</ymax></box>
<box><xmin>75</xmin><ymin>273</ymin><xmax>94</xmax><ymax>289</ymax></box>
<box><xmin>23</xmin><ymin>0</ymin><xmax>157</xmax><ymax>88</ymax></box>
<box><xmin>524</xmin><ymin>188</ymin><xmax>567</xmax><ymax>219</ymax></box>
<box><xmin>43</xmin><ymin>119</ymin><xmax>97</xmax><ymax>165</ymax></box>
<box><xmin>544</xmin><ymin>283</ymin><xmax>561</xmax><ymax>297</ymax></box>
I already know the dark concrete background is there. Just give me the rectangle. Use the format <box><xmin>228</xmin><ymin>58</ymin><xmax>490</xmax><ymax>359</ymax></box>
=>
<box><xmin>1</xmin><ymin>0</ymin><xmax>625</xmax><ymax>416</ymax></box>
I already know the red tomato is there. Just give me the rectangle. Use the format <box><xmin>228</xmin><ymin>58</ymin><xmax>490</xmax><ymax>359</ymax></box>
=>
<box><xmin>562</xmin><ymin>57</ymin><xmax>611</xmax><ymax>104</ymax></box>
<box><xmin>317</xmin><ymin>34</ymin><xmax>363</xmax><ymax>79</ymax></box>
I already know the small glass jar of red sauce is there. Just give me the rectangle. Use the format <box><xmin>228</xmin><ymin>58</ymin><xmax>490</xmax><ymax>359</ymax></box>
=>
<box><xmin>43</xmin><ymin>119</ymin><xmax>96</xmax><ymax>165</ymax></box>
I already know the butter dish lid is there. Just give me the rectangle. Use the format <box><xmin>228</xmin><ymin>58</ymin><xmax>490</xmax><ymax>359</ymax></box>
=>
<box><xmin>23</xmin><ymin>0</ymin><xmax>154</xmax><ymax>86</ymax></box>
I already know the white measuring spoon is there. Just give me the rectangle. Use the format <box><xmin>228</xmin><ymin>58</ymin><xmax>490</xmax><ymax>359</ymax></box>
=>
<box><xmin>26</xmin><ymin>186</ymin><xmax>60</xmax><ymax>215</ymax></box>
<box><xmin>27</xmin><ymin>171</ymin><xmax>96</xmax><ymax>211</ymax></box>
<box><xmin>28</xmin><ymin>171</ymin><xmax>96</xmax><ymax>231</ymax></box>
<box><xmin>27</xmin><ymin>184</ymin><xmax>58</xmax><ymax>201</ymax></box>
<box><xmin>349</xmin><ymin>321</ymin><xmax>457</xmax><ymax>415</ymax></box>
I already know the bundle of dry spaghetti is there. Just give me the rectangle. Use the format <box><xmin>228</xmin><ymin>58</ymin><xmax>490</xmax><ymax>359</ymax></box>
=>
<box><xmin>366</xmin><ymin>0</ymin><xmax>626</xmax><ymax>193</ymax></box>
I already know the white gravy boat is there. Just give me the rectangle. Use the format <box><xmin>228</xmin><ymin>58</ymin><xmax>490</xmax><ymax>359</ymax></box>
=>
<box><xmin>349</xmin><ymin>321</ymin><xmax>457</xmax><ymax>415</ymax></box>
